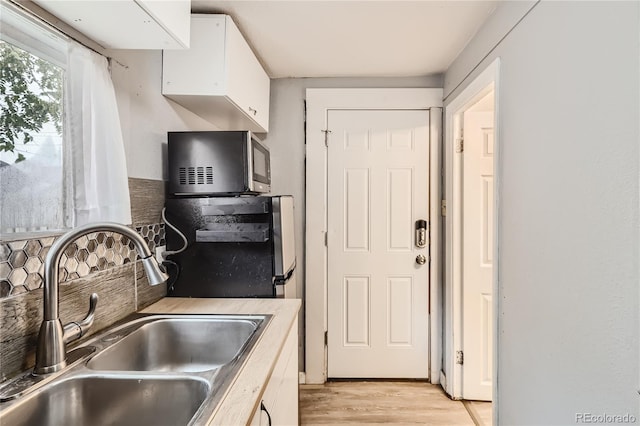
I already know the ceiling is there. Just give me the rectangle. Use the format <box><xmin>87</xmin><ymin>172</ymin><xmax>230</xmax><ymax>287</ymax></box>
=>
<box><xmin>191</xmin><ymin>1</ymin><xmax>498</xmax><ymax>79</ymax></box>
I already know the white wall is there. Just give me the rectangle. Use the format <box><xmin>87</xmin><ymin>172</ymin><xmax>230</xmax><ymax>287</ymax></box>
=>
<box><xmin>444</xmin><ymin>1</ymin><xmax>639</xmax><ymax>423</ymax></box>
<box><xmin>443</xmin><ymin>0</ymin><xmax>537</xmax><ymax>99</ymax></box>
<box><xmin>108</xmin><ymin>50</ymin><xmax>218</xmax><ymax>180</ymax></box>
<box><xmin>265</xmin><ymin>76</ymin><xmax>443</xmax><ymax>370</ymax></box>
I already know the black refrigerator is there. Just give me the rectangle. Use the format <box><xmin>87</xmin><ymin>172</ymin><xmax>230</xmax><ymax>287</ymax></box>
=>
<box><xmin>163</xmin><ymin>195</ymin><xmax>296</xmax><ymax>298</ymax></box>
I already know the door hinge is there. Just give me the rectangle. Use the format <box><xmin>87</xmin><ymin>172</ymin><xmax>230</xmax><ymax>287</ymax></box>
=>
<box><xmin>324</xmin><ymin>231</ymin><xmax>328</xmax><ymax>246</ymax></box>
<box><xmin>456</xmin><ymin>350</ymin><xmax>464</xmax><ymax>365</ymax></box>
<box><xmin>455</xmin><ymin>137</ymin><xmax>464</xmax><ymax>153</ymax></box>
<box><xmin>324</xmin><ymin>331</ymin><xmax>328</xmax><ymax>346</ymax></box>
<box><xmin>322</xmin><ymin>129</ymin><xmax>332</xmax><ymax>147</ymax></box>
<box><xmin>441</xmin><ymin>200</ymin><xmax>447</xmax><ymax>217</ymax></box>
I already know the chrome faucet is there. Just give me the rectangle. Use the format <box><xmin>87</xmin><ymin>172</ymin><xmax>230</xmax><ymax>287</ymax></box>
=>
<box><xmin>34</xmin><ymin>222</ymin><xmax>168</xmax><ymax>375</ymax></box>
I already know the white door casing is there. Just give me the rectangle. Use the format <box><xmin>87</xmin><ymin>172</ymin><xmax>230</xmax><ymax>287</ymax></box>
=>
<box><xmin>327</xmin><ymin>109</ymin><xmax>430</xmax><ymax>378</ymax></box>
<box><xmin>443</xmin><ymin>58</ymin><xmax>499</xmax><ymax>403</ymax></box>
<box><xmin>305</xmin><ymin>88</ymin><xmax>443</xmax><ymax>384</ymax></box>
<box><xmin>462</xmin><ymin>110</ymin><xmax>494</xmax><ymax>400</ymax></box>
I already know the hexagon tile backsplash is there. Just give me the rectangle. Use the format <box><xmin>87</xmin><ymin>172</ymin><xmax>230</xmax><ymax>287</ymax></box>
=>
<box><xmin>0</xmin><ymin>224</ymin><xmax>165</xmax><ymax>298</ymax></box>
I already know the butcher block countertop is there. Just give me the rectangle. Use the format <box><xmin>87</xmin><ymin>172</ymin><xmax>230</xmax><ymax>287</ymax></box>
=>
<box><xmin>141</xmin><ymin>298</ymin><xmax>302</xmax><ymax>426</ymax></box>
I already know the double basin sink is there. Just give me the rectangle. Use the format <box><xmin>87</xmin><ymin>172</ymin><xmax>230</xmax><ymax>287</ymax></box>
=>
<box><xmin>0</xmin><ymin>314</ymin><xmax>271</xmax><ymax>426</ymax></box>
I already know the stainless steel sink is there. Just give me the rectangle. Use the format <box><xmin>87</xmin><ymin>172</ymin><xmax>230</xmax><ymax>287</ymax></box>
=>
<box><xmin>0</xmin><ymin>375</ymin><xmax>209</xmax><ymax>426</ymax></box>
<box><xmin>87</xmin><ymin>318</ymin><xmax>259</xmax><ymax>372</ymax></box>
<box><xmin>0</xmin><ymin>313</ymin><xmax>272</xmax><ymax>426</ymax></box>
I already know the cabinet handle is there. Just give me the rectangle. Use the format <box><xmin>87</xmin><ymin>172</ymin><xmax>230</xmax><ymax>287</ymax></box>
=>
<box><xmin>248</xmin><ymin>107</ymin><xmax>258</xmax><ymax>116</ymax></box>
<box><xmin>260</xmin><ymin>401</ymin><xmax>272</xmax><ymax>426</ymax></box>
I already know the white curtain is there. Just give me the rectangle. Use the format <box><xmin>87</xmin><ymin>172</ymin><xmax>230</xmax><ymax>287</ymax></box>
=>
<box><xmin>66</xmin><ymin>42</ymin><xmax>131</xmax><ymax>225</ymax></box>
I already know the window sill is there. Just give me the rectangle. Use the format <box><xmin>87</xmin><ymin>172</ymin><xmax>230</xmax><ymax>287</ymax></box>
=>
<box><xmin>0</xmin><ymin>230</ymin><xmax>66</xmax><ymax>243</ymax></box>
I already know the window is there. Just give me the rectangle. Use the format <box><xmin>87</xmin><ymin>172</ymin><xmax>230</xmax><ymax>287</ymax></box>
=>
<box><xmin>0</xmin><ymin>2</ymin><xmax>131</xmax><ymax>237</ymax></box>
<box><xmin>0</xmin><ymin>3</ymin><xmax>70</xmax><ymax>235</ymax></box>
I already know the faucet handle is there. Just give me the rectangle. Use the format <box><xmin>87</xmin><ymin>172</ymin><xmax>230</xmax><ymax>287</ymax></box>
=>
<box><xmin>84</xmin><ymin>293</ymin><xmax>98</xmax><ymax>322</ymax></box>
<box><xmin>63</xmin><ymin>293</ymin><xmax>98</xmax><ymax>344</ymax></box>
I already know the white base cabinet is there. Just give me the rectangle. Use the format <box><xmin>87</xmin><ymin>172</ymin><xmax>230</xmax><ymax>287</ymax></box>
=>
<box><xmin>162</xmin><ymin>14</ymin><xmax>270</xmax><ymax>133</ymax></box>
<box><xmin>250</xmin><ymin>317</ymin><xmax>299</xmax><ymax>426</ymax></box>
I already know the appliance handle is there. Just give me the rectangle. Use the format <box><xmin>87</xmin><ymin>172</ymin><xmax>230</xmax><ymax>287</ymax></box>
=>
<box><xmin>274</xmin><ymin>268</ymin><xmax>295</xmax><ymax>286</ymax></box>
<box><xmin>272</xmin><ymin>196</ymin><xmax>296</xmax><ymax>277</ymax></box>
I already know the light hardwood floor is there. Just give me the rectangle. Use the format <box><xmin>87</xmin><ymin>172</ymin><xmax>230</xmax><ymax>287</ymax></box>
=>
<box><xmin>463</xmin><ymin>400</ymin><xmax>493</xmax><ymax>426</ymax></box>
<box><xmin>300</xmin><ymin>381</ymin><xmax>477</xmax><ymax>425</ymax></box>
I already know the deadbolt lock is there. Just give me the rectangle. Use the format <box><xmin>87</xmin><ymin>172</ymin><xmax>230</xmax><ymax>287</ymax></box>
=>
<box><xmin>416</xmin><ymin>254</ymin><xmax>427</xmax><ymax>265</ymax></box>
<box><xmin>415</xmin><ymin>220</ymin><xmax>427</xmax><ymax>248</ymax></box>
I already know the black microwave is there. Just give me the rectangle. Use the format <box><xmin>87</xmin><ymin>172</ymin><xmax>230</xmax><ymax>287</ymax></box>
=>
<box><xmin>167</xmin><ymin>131</ymin><xmax>270</xmax><ymax>195</ymax></box>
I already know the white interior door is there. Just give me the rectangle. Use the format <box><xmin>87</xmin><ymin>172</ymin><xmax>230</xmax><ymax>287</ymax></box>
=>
<box><xmin>327</xmin><ymin>109</ymin><xmax>430</xmax><ymax>378</ymax></box>
<box><xmin>462</xmin><ymin>109</ymin><xmax>494</xmax><ymax>400</ymax></box>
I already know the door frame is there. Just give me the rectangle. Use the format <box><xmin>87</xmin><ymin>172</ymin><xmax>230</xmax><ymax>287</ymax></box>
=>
<box><xmin>443</xmin><ymin>59</ymin><xmax>501</xmax><ymax>401</ymax></box>
<box><xmin>305</xmin><ymin>88</ymin><xmax>443</xmax><ymax>383</ymax></box>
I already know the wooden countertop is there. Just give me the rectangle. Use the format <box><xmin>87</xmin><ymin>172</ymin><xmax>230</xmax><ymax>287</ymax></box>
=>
<box><xmin>141</xmin><ymin>298</ymin><xmax>301</xmax><ymax>426</ymax></box>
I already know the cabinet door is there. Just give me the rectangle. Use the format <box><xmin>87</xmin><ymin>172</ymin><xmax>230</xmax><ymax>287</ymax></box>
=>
<box><xmin>163</xmin><ymin>15</ymin><xmax>226</xmax><ymax>96</ymax></box>
<box><xmin>272</xmin><ymin>329</ymin><xmax>299</xmax><ymax>425</ymax></box>
<box><xmin>35</xmin><ymin>0</ymin><xmax>189</xmax><ymax>49</ymax></box>
<box><xmin>224</xmin><ymin>16</ymin><xmax>271</xmax><ymax>131</ymax></box>
<box><xmin>260</xmin><ymin>318</ymin><xmax>299</xmax><ymax>425</ymax></box>
<box><xmin>250</xmin><ymin>404</ymin><xmax>263</xmax><ymax>426</ymax></box>
<box><xmin>138</xmin><ymin>0</ymin><xmax>190</xmax><ymax>48</ymax></box>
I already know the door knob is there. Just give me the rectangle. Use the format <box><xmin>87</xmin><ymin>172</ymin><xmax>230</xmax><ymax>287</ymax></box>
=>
<box><xmin>416</xmin><ymin>254</ymin><xmax>427</xmax><ymax>265</ymax></box>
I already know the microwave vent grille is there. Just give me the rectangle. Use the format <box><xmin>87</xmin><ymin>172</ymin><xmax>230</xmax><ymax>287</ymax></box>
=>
<box><xmin>179</xmin><ymin>166</ymin><xmax>214</xmax><ymax>185</ymax></box>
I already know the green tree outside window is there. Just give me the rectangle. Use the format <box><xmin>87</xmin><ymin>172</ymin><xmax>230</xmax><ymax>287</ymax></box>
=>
<box><xmin>0</xmin><ymin>40</ymin><xmax>63</xmax><ymax>163</ymax></box>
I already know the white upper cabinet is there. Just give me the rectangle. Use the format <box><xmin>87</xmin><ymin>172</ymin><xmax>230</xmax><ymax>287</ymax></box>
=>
<box><xmin>162</xmin><ymin>14</ymin><xmax>271</xmax><ymax>133</ymax></box>
<box><xmin>33</xmin><ymin>0</ymin><xmax>190</xmax><ymax>49</ymax></box>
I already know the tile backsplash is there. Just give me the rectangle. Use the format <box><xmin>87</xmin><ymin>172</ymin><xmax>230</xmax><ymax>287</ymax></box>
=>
<box><xmin>0</xmin><ymin>177</ymin><xmax>168</xmax><ymax>380</ymax></box>
<box><xmin>0</xmin><ymin>224</ymin><xmax>165</xmax><ymax>298</ymax></box>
